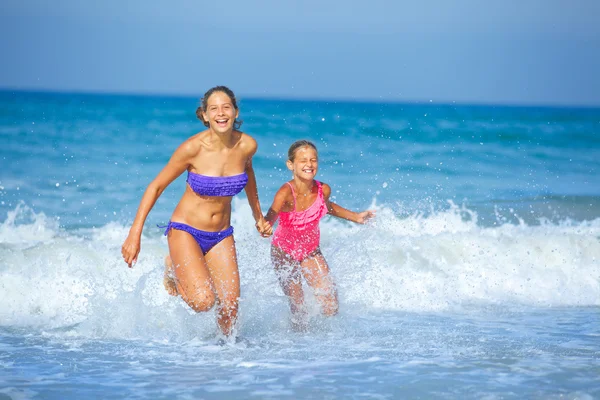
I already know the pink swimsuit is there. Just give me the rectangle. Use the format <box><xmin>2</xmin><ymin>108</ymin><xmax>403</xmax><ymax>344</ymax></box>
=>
<box><xmin>272</xmin><ymin>181</ymin><xmax>329</xmax><ymax>261</ymax></box>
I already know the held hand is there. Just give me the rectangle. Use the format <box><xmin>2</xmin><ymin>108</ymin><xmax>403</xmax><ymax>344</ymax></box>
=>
<box><xmin>255</xmin><ymin>217</ymin><xmax>273</xmax><ymax>238</ymax></box>
<box><xmin>121</xmin><ymin>234</ymin><xmax>141</xmax><ymax>268</ymax></box>
<box><xmin>356</xmin><ymin>210</ymin><xmax>376</xmax><ymax>224</ymax></box>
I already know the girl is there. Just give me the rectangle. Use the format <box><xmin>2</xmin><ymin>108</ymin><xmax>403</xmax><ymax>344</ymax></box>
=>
<box><xmin>264</xmin><ymin>140</ymin><xmax>375</xmax><ymax>329</ymax></box>
<box><xmin>121</xmin><ymin>86</ymin><xmax>271</xmax><ymax>338</ymax></box>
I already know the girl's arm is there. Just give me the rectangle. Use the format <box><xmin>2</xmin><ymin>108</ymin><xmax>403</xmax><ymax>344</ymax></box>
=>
<box><xmin>242</xmin><ymin>137</ymin><xmax>272</xmax><ymax>236</ymax></box>
<box><xmin>322</xmin><ymin>183</ymin><xmax>376</xmax><ymax>224</ymax></box>
<box><xmin>264</xmin><ymin>184</ymin><xmax>293</xmax><ymax>228</ymax></box>
<box><xmin>121</xmin><ymin>142</ymin><xmax>192</xmax><ymax>267</ymax></box>
<box><xmin>244</xmin><ymin>155</ymin><xmax>272</xmax><ymax>236</ymax></box>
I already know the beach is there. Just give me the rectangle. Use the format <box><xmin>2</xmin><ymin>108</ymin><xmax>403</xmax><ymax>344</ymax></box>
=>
<box><xmin>1</xmin><ymin>90</ymin><xmax>599</xmax><ymax>399</ymax></box>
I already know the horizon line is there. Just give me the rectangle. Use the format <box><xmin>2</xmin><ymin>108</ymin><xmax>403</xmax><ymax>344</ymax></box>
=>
<box><xmin>1</xmin><ymin>86</ymin><xmax>599</xmax><ymax>110</ymax></box>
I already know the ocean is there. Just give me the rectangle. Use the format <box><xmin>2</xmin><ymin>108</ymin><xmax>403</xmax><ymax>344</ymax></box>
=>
<box><xmin>1</xmin><ymin>90</ymin><xmax>599</xmax><ymax>399</ymax></box>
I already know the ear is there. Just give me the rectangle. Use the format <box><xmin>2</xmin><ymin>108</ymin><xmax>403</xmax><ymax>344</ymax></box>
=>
<box><xmin>286</xmin><ymin>160</ymin><xmax>293</xmax><ymax>171</ymax></box>
<box><xmin>201</xmin><ymin>110</ymin><xmax>208</xmax><ymax>124</ymax></box>
<box><xmin>235</xmin><ymin>108</ymin><xmax>239</xmax><ymax>119</ymax></box>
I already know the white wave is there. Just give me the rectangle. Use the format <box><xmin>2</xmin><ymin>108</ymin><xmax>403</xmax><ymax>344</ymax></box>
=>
<box><xmin>0</xmin><ymin>200</ymin><xmax>598</xmax><ymax>340</ymax></box>
<box><xmin>0</xmin><ymin>202</ymin><xmax>59</xmax><ymax>246</ymax></box>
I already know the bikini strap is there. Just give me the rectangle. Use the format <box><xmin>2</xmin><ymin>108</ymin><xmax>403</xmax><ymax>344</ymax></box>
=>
<box><xmin>286</xmin><ymin>182</ymin><xmax>296</xmax><ymax>210</ymax></box>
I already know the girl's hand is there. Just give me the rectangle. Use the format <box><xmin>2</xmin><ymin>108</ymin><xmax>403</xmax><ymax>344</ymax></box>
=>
<box><xmin>357</xmin><ymin>210</ymin><xmax>376</xmax><ymax>224</ymax></box>
<box><xmin>255</xmin><ymin>217</ymin><xmax>273</xmax><ymax>237</ymax></box>
<box><xmin>121</xmin><ymin>234</ymin><xmax>141</xmax><ymax>268</ymax></box>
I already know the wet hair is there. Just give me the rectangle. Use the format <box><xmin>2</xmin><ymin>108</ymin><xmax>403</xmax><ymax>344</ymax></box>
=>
<box><xmin>287</xmin><ymin>139</ymin><xmax>318</xmax><ymax>162</ymax></box>
<box><xmin>195</xmin><ymin>85</ymin><xmax>243</xmax><ymax>129</ymax></box>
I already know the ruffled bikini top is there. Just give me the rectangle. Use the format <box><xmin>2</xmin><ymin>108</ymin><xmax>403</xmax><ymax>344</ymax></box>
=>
<box><xmin>186</xmin><ymin>171</ymin><xmax>248</xmax><ymax>197</ymax></box>
<box><xmin>276</xmin><ymin>181</ymin><xmax>328</xmax><ymax>230</ymax></box>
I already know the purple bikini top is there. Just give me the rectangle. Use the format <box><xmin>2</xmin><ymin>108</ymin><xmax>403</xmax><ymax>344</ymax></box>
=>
<box><xmin>186</xmin><ymin>171</ymin><xmax>249</xmax><ymax>197</ymax></box>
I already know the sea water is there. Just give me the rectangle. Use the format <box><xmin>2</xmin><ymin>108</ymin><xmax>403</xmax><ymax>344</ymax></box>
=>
<box><xmin>1</xmin><ymin>91</ymin><xmax>599</xmax><ymax>399</ymax></box>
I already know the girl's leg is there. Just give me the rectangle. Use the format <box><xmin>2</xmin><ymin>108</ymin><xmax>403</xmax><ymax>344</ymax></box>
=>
<box><xmin>167</xmin><ymin>229</ymin><xmax>216</xmax><ymax>313</ymax></box>
<box><xmin>163</xmin><ymin>255</ymin><xmax>178</xmax><ymax>296</ymax></box>
<box><xmin>271</xmin><ymin>246</ymin><xmax>307</xmax><ymax>329</ymax></box>
<box><xmin>301</xmin><ymin>250</ymin><xmax>339</xmax><ymax>317</ymax></box>
<box><xmin>204</xmin><ymin>235</ymin><xmax>241</xmax><ymax>337</ymax></box>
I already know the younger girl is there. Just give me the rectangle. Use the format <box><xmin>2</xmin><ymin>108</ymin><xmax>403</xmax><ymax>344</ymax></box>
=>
<box><xmin>264</xmin><ymin>140</ymin><xmax>375</xmax><ymax>329</ymax></box>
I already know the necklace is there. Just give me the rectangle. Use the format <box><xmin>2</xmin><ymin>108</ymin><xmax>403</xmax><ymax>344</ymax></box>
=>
<box><xmin>295</xmin><ymin>182</ymin><xmax>314</xmax><ymax>197</ymax></box>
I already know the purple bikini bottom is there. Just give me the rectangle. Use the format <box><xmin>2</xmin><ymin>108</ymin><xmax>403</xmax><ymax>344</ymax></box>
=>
<box><xmin>162</xmin><ymin>222</ymin><xmax>234</xmax><ymax>255</ymax></box>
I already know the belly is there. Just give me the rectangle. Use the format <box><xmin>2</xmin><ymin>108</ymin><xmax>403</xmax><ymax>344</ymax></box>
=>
<box><xmin>171</xmin><ymin>189</ymin><xmax>233</xmax><ymax>231</ymax></box>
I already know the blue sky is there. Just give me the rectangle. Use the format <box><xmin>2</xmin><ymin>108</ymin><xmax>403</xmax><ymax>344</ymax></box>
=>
<box><xmin>1</xmin><ymin>0</ymin><xmax>599</xmax><ymax>106</ymax></box>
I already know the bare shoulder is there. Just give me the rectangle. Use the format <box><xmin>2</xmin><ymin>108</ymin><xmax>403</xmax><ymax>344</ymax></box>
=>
<box><xmin>320</xmin><ymin>182</ymin><xmax>332</xmax><ymax>198</ymax></box>
<box><xmin>237</xmin><ymin>131</ymin><xmax>258</xmax><ymax>156</ymax></box>
<box><xmin>273</xmin><ymin>182</ymin><xmax>294</xmax><ymax>210</ymax></box>
<box><xmin>177</xmin><ymin>130</ymin><xmax>209</xmax><ymax>158</ymax></box>
<box><xmin>276</xmin><ymin>182</ymin><xmax>293</xmax><ymax>197</ymax></box>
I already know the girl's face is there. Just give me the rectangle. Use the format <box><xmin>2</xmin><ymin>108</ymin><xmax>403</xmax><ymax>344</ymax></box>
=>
<box><xmin>287</xmin><ymin>146</ymin><xmax>319</xmax><ymax>180</ymax></box>
<box><xmin>202</xmin><ymin>91</ymin><xmax>239</xmax><ymax>133</ymax></box>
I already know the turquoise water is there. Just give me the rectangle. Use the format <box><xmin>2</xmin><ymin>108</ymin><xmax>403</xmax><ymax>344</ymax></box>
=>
<box><xmin>1</xmin><ymin>90</ymin><xmax>599</xmax><ymax>399</ymax></box>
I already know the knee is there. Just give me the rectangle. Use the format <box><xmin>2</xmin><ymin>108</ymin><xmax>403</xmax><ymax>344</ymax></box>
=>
<box><xmin>187</xmin><ymin>290</ymin><xmax>216</xmax><ymax>313</ymax></box>
<box><xmin>217</xmin><ymin>296</ymin><xmax>239</xmax><ymax>316</ymax></box>
<box><xmin>323</xmin><ymin>302</ymin><xmax>339</xmax><ymax>317</ymax></box>
<box><xmin>317</xmin><ymin>290</ymin><xmax>338</xmax><ymax>317</ymax></box>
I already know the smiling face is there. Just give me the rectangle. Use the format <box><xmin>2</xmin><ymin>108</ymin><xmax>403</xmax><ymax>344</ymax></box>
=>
<box><xmin>287</xmin><ymin>145</ymin><xmax>319</xmax><ymax>180</ymax></box>
<box><xmin>202</xmin><ymin>91</ymin><xmax>239</xmax><ymax>133</ymax></box>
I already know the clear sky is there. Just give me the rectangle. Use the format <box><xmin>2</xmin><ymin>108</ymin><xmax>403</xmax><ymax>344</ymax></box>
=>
<box><xmin>1</xmin><ymin>0</ymin><xmax>599</xmax><ymax>106</ymax></box>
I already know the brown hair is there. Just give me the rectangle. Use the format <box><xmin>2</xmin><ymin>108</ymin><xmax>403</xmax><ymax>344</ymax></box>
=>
<box><xmin>195</xmin><ymin>85</ymin><xmax>243</xmax><ymax>129</ymax></box>
<box><xmin>287</xmin><ymin>139</ymin><xmax>318</xmax><ymax>162</ymax></box>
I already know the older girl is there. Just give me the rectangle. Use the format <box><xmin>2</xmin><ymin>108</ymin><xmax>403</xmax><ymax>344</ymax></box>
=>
<box><xmin>121</xmin><ymin>86</ymin><xmax>270</xmax><ymax>337</ymax></box>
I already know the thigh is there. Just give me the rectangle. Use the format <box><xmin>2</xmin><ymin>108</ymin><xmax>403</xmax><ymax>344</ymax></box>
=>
<box><xmin>204</xmin><ymin>235</ymin><xmax>240</xmax><ymax>303</ymax></box>
<box><xmin>301</xmin><ymin>249</ymin><xmax>335</xmax><ymax>291</ymax></box>
<box><xmin>271</xmin><ymin>245</ymin><xmax>302</xmax><ymax>287</ymax></box>
<box><xmin>167</xmin><ymin>229</ymin><xmax>213</xmax><ymax>296</ymax></box>
<box><xmin>301</xmin><ymin>250</ymin><xmax>338</xmax><ymax>316</ymax></box>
